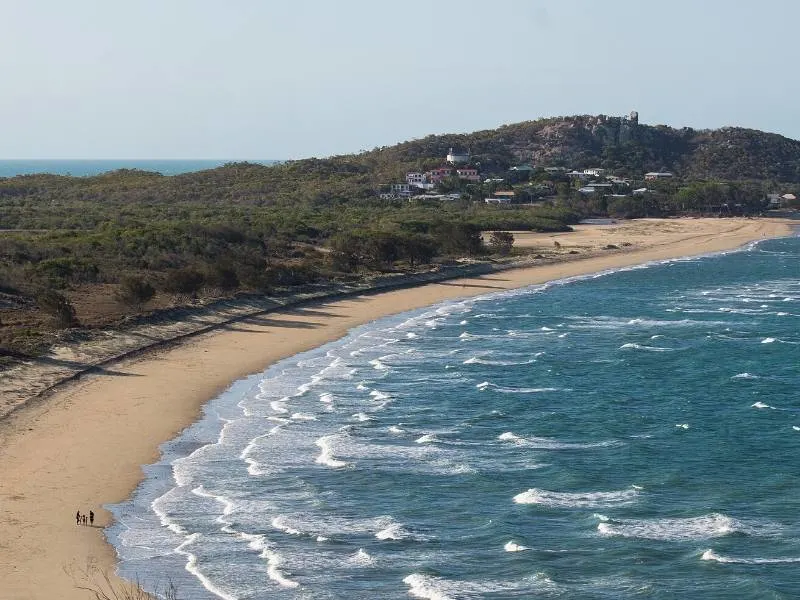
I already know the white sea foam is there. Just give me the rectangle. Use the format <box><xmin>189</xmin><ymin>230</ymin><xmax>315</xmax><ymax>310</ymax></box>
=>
<box><xmin>314</xmin><ymin>435</ymin><xmax>350</xmax><ymax>468</ymax></box>
<box><xmin>370</xmin><ymin>390</ymin><xmax>391</xmax><ymax>401</ymax></box>
<box><xmin>319</xmin><ymin>392</ymin><xmax>334</xmax><ymax>404</ymax></box>
<box><xmin>370</xmin><ymin>359</ymin><xmax>389</xmax><ymax>370</ymax></box>
<box><xmin>175</xmin><ymin>533</ymin><xmax>239</xmax><ymax>600</ymax></box>
<box><xmin>498</xmin><ymin>431</ymin><xmax>619</xmax><ymax>449</ymax></box>
<box><xmin>271</xmin><ymin>515</ymin><xmax>302</xmax><ymax>535</ymax></box>
<box><xmin>478</xmin><ymin>381</ymin><xmax>564</xmax><ymax>394</ymax></box>
<box><xmin>356</xmin><ymin>382</ymin><xmax>369</xmax><ymax>391</ymax></box>
<box><xmin>291</xmin><ymin>412</ymin><xmax>317</xmax><ymax>421</ymax></box>
<box><xmin>761</xmin><ymin>337</ymin><xmax>777</xmax><ymax>344</ymax></box>
<box><xmin>388</xmin><ymin>425</ymin><xmax>405</xmax><ymax>434</ymax></box>
<box><xmin>752</xmin><ymin>401</ymin><xmax>774</xmax><ymax>409</ymax></box>
<box><xmin>269</xmin><ymin>398</ymin><xmax>290</xmax><ymax>414</ymax></box>
<box><xmin>793</xmin><ymin>426</ymin><xmax>800</xmax><ymax>431</ymax></box>
<box><xmin>403</xmin><ymin>572</ymin><xmax>538</xmax><ymax>599</ymax></box>
<box><xmin>504</xmin><ymin>540</ymin><xmax>529</xmax><ymax>552</ymax></box>
<box><xmin>406</xmin><ymin>332</ymin><xmax>418</xmax><ymax>339</ymax></box>
<box><xmin>619</xmin><ymin>343</ymin><xmax>673</xmax><ymax>352</ymax></box>
<box><xmin>151</xmin><ymin>489</ymin><xmax>188</xmax><ymax>535</ymax></box>
<box><xmin>514</xmin><ymin>487</ymin><xmax>638</xmax><ymax>507</ymax></box>
<box><xmin>415</xmin><ymin>433</ymin><xmax>439</xmax><ymax>444</ymax></box>
<box><xmin>732</xmin><ymin>372</ymin><xmax>759</xmax><ymax>379</ymax></box>
<box><xmin>375</xmin><ymin>522</ymin><xmax>415</xmax><ymax>540</ymax></box>
<box><xmin>352</xmin><ymin>412</ymin><xmax>374</xmax><ymax>422</ymax></box>
<box><xmin>265</xmin><ymin>549</ymin><xmax>300</xmax><ymax>589</ymax></box>
<box><xmin>463</xmin><ymin>355</ymin><xmax>537</xmax><ymax>366</ymax></box>
<box><xmin>675</xmin><ymin>423</ymin><xmax>690</xmax><ymax>430</ymax></box>
<box><xmin>350</xmin><ymin>548</ymin><xmax>376</xmax><ymax>566</ymax></box>
<box><xmin>598</xmin><ymin>513</ymin><xmax>757</xmax><ymax>541</ymax></box>
<box><xmin>701</xmin><ymin>549</ymin><xmax>800</xmax><ymax>564</ymax></box>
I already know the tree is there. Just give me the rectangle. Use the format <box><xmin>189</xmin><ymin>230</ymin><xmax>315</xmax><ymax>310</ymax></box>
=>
<box><xmin>115</xmin><ymin>276</ymin><xmax>155</xmax><ymax>309</ymax></box>
<box><xmin>488</xmin><ymin>231</ymin><xmax>514</xmax><ymax>255</ymax></box>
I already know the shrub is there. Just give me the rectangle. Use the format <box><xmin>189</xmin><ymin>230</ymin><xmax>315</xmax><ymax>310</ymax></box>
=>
<box><xmin>115</xmin><ymin>276</ymin><xmax>156</xmax><ymax>309</ymax></box>
<box><xmin>488</xmin><ymin>231</ymin><xmax>514</xmax><ymax>256</ymax></box>
<box><xmin>36</xmin><ymin>289</ymin><xmax>79</xmax><ymax>328</ymax></box>
<box><xmin>162</xmin><ymin>268</ymin><xmax>205</xmax><ymax>295</ymax></box>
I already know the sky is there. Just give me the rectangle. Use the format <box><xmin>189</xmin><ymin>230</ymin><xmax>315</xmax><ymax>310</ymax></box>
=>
<box><xmin>2</xmin><ymin>0</ymin><xmax>799</xmax><ymax>159</ymax></box>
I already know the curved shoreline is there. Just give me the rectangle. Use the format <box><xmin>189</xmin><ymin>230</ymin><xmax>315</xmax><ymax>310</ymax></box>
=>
<box><xmin>0</xmin><ymin>217</ymin><xmax>794</xmax><ymax>599</ymax></box>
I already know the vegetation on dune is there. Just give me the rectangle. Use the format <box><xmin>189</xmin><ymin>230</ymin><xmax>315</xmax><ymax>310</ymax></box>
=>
<box><xmin>1</xmin><ymin>114</ymin><xmax>798</xmax><ymax>362</ymax></box>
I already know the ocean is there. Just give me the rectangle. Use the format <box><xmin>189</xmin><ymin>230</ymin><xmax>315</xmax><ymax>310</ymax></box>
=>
<box><xmin>0</xmin><ymin>159</ymin><xmax>279</xmax><ymax>178</ymax></box>
<box><xmin>107</xmin><ymin>235</ymin><xmax>800</xmax><ymax>599</ymax></box>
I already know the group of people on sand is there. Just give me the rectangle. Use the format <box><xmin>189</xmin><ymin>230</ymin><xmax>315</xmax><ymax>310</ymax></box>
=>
<box><xmin>76</xmin><ymin>510</ymin><xmax>95</xmax><ymax>526</ymax></box>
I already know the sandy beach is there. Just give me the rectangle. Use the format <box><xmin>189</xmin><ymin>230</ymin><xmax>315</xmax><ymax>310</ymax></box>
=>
<box><xmin>0</xmin><ymin>217</ymin><xmax>794</xmax><ymax>599</ymax></box>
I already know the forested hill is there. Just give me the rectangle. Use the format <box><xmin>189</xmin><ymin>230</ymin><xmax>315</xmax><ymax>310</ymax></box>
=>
<box><xmin>364</xmin><ymin>114</ymin><xmax>800</xmax><ymax>183</ymax></box>
<box><xmin>3</xmin><ymin>115</ymin><xmax>800</xmax><ymax>214</ymax></box>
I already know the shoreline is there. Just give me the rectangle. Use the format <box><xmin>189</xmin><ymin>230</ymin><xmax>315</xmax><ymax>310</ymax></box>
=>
<box><xmin>0</xmin><ymin>217</ymin><xmax>794</xmax><ymax>599</ymax></box>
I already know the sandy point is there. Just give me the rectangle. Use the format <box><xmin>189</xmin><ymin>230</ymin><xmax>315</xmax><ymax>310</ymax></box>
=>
<box><xmin>0</xmin><ymin>217</ymin><xmax>794</xmax><ymax>599</ymax></box>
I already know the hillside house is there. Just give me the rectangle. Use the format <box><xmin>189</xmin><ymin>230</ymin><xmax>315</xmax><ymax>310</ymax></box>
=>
<box><xmin>446</xmin><ymin>148</ymin><xmax>470</xmax><ymax>164</ymax></box>
<box><xmin>456</xmin><ymin>167</ymin><xmax>480</xmax><ymax>182</ymax></box>
<box><xmin>583</xmin><ymin>168</ymin><xmax>606</xmax><ymax>177</ymax></box>
<box><xmin>645</xmin><ymin>171</ymin><xmax>674</xmax><ymax>180</ymax></box>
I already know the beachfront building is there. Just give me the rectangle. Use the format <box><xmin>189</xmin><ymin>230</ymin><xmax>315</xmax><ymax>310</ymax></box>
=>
<box><xmin>485</xmin><ymin>190</ymin><xmax>515</xmax><ymax>204</ymax></box>
<box><xmin>645</xmin><ymin>171</ymin><xmax>674</xmax><ymax>180</ymax></box>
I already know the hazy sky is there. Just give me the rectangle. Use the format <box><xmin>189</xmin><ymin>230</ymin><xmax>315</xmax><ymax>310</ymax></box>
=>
<box><xmin>2</xmin><ymin>0</ymin><xmax>799</xmax><ymax>159</ymax></box>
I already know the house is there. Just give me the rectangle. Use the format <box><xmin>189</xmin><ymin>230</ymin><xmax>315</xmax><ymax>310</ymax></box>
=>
<box><xmin>406</xmin><ymin>172</ymin><xmax>426</xmax><ymax>186</ymax></box>
<box><xmin>645</xmin><ymin>171</ymin><xmax>674</xmax><ymax>180</ymax></box>
<box><xmin>567</xmin><ymin>170</ymin><xmax>590</xmax><ymax>180</ymax></box>
<box><xmin>583</xmin><ymin>168</ymin><xmax>606</xmax><ymax>177</ymax></box>
<box><xmin>446</xmin><ymin>148</ymin><xmax>470</xmax><ymax>164</ymax></box>
<box><xmin>388</xmin><ymin>183</ymin><xmax>413</xmax><ymax>198</ymax></box>
<box><xmin>767</xmin><ymin>193</ymin><xmax>796</xmax><ymax>207</ymax></box>
<box><xmin>456</xmin><ymin>167</ymin><xmax>481</xmax><ymax>182</ymax></box>
<box><xmin>485</xmin><ymin>190</ymin><xmax>515</xmax><ymax>204</ymax></box>
<box><xmin>426</xmin><ymin>167</ymin><xmax>454</xmax><ymax>184</ymax></box>
<box><xmin>544</xmin><ymin>166</ymin><xmax>567</xmax><ymax>173</ymax></box>
<box><xmin>424</xmin><ymin>166</ymin><xmax>481</xmax><ymax>184</ymax></box>
<box><xmin>579</xmin><ymin>183</ymin><xmax>613</xmax><ymax>195</ymax></box>
<box><xmin>406</xmin><ymin>171</ymin><xmax>435</xmax><ymax>190</ymax></box>
<box><xmin>632</xmin><ymin>187</ymin><xmax>651</xmax><ymax>195</ymax></box>
<box><xmin>509</xmin><ymin>164</ymin><xmax>535</xmax><ymax>172</ymax></box>
<box><xmin>484</xmin><ymin>178</ymin><xmax>505</xmax><ymax>184</ymax></box>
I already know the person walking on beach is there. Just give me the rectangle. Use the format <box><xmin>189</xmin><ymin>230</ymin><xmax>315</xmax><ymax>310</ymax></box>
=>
<box><xmin>89</xmin><ymin>510</ymin><xmax>94</xmax><ymax>526</ymax></box>
<box><xmin>82</xmin><ymin>514</ymin><xmax>87</xmax><ymax>525</ymax></box>
<box><xmin>76</xmin><ymin>511</ymin><xmax>81</xmax><ymax>525</ymax></box>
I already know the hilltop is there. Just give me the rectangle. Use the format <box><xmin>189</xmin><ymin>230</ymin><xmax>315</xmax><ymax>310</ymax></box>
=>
<box><xmin>358</xmin><ymin>113</ymin><xmax>800</xmax><ymax>183</ymax></box>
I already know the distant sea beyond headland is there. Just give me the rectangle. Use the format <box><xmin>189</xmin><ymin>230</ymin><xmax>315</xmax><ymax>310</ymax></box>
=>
<box><xmin>0</xmin><ymin>159</ymin><xmax>281</xmax><ymax>178</ymax></box>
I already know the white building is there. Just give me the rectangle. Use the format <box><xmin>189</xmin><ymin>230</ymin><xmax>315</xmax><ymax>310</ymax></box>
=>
<box><xmin>406</xmin><ymin>172</ymin><xmax>426</xmax><ymax>186</ymax></box>
<box><xmin>583</xmin><ymin>168</ymin><xmax>606</xmax><ymax>177</ymax></box>
<box><xmin>446</xmin><ymin>148</ymin><xmax>470</xmax><ymax>165</ymax></box>
<box><xmin>644</xmin><ymin>172</ymin><xmax>674</xmax><ymax>180</ymax></box>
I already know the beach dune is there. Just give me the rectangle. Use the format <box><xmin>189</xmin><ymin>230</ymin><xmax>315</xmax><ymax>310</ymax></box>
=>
<box><xmin>0</xmin><ymin>217</ymin><xmax>793</xmax><ymax>599</ymax></box>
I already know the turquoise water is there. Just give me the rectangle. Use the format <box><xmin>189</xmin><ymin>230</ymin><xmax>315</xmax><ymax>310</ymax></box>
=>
<box><xmin>108</xmin><ymin>235</ymin><xmax>800</xmax><ymax>599</ymax></box>
<box><xmin>0</xmin><ymin>159</ymin><xmax>279</xmax><ymax>177</ymax></box>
